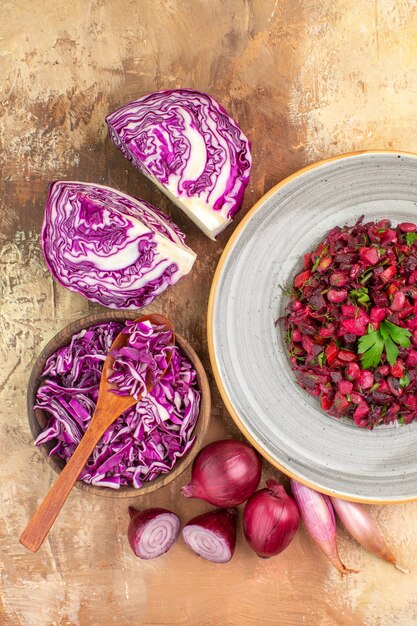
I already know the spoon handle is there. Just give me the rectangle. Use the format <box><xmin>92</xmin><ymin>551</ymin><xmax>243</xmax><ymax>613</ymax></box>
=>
<box><xmin>19</xmin><ymin>420</ymin><xmax>105</xmax><ymax>553</ymax></box>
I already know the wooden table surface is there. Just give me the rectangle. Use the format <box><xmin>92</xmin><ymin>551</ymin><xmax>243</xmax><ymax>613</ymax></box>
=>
<box><xmin>2</xmin><ymin>1</ymin><xmax>417</xmax><ymax>624</ymax></box>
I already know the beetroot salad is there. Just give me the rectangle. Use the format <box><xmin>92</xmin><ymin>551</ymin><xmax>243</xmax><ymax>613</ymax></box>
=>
<box><xmin>284</xmin><ymin>217</ymin><xmax>417</xmax><ymax>429</ymax></box>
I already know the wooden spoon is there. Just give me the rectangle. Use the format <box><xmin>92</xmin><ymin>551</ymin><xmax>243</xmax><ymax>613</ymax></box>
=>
<box><xmin>20</xmin><ymin>313</ymin><xmax>174</xmax><ymax>553</ymax></box>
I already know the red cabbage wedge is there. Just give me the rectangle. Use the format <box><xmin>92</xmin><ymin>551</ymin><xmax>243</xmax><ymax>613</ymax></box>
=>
<box><xmin>42</xmin><ymin>181</ymin><xmax>196</xmax><ymax>309</ymax></box>
<box><xmin>106</xmin><ymin>89</ymin><xmax>252</xmax><ymax>239</ymax></box>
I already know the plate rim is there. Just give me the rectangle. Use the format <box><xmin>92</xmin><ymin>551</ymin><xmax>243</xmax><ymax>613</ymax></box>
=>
<box><xmin>207</xmin><ymin>149</ymin><xmax>417</xmax><ymax>504</ymax></box>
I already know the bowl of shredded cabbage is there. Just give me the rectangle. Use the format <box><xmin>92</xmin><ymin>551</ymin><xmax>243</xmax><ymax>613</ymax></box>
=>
<box><xmin>28</xmin><ymin>311</ymin><xmax>210</xmax><ymax>497</ymax></box>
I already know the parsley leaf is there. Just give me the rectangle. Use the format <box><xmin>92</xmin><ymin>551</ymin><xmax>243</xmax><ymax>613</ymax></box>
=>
<box><xmin>405</xmin><ymin>232</ymin><xmax>417</xmax><ymax>246</ymax></box>
<box><xmin>357</xmin><ymin>320</ymin><xmax>411</xmax><ymax>369</ymax></box>
<box><xmin>357</xmin><ymin>330</ymin><xmax>384</xmax><ymax>369</ymax></box>
<box><xmin>317</xmin><ymin>352</ymin><xmax>325</xmax><ymax>367</ymax></box>
<box><xmin>383</xmin><ymin>320</ymin><xmax>411</xmax><ymax>347</ymax></box>
<box><xmin>384</xmin><ymin>335</ymin><xmax>398</xmax><ymax>366</ymax></box>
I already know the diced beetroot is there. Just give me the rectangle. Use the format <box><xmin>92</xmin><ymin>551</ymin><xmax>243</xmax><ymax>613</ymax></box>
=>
<box><xmin>390</xmin><ymin>361</ymin><xmax>405</xmax><ymax>378</ymax></box>
<box><xmin>375</xmin><ymin>365</ymin><xmax>390</xmax><ymax>377</ymax></box>
<box><xmin>341</xmin><ymin>304</ymin><xmax>359</xmax><ymax>317</ymax></box>
<box><xmin>298</xmin><ymin>318</ymin><xmax>318</xmax><ymax>336</ymax></box>
<box><xmin>380</xmin><ymin>265</ymin><xmax>397</xmax><ymax>282</ymax></box>
<box><xmin>381</xmin><ymin>229</ymin><xmax>397</xmax><ymax>245</ymax></box>
<box><xmin>332</xmin><ymin>391</ymin><xmax>350</xmax><ymax>414</ymax></box>
<box><xmin>338</xmin><ymin>380</ymin><xmax>353</xmax><ymax>395</ymax></box>
<box><xmin>331</xmin><ymin>358</ymin><xmax>346</xmax><ymax>368</ymax></box>
<box><xmin>303</xmin><ymin>253</ymin><xmax>313</xmax><ymax>269</ymax></box>
<box><xmin>360</xmin><ymin>246</ymin><xmax>379</xmax><ymax>266</ymax></box>
<box><xmin>321</xmin><ymin>395</ymin><xmax>333</xmax><ymax>411</ymax></box>
<box><xmin>291</xmin><ymin>300</ymin><xmax>303</xmax><ymax>311</ymax></box>
<box><xmin>398</xmin><ymin>305</ymin><xmax>414</xmax><ymax>319</ymax></box>
<box><xmin>294</xmin><ymin>270</ymin><xmax>312</xmax><ymax>289</ymax></box>
<box><xmin>340</xmin><ymin>316</ymin><xmax>369</xmax><ymax>337</ymax></box>
<box><xmin>407</xmin><ymin>317</ymin><xmax>417</xmax><ymax>331</ymax></box>
<box><xmin>353</xmin><ymin>403</ymin><xmax>370</xmax><ymax>426</ymax></box>
<box><xmin>408</xmin><ymin>271</ymin><xmax>417</xmax><ymax>285</ymax></box>
<box><xmin>372</xmin><ymin>391</ymin><xmax>394</xmax><ymax>405</ymax></box>
<box><xmin>329</xmin><ymin>272</ymin><xmax>348</xmax><ymax>287</ymax></box>
<box><xmin>309</xmin><ymin>294</ymin><xmax>326</xmax><ymax>311</ymax></box>
<box><xmin>301</xmin><ymin>336</ymin><xmax>314</xmax><ymax>354</ymax></box>
<box><xmin>369</xmin><ymin>307</ymin><xmax>386</xmax><ymax>325</ymax></box>
<box><xmin>357</xmin><ymin>370</ymin><xmax>374</xmax><ymax>390</ymax></box>
<box><xmin>404</xmin><ymin>395</ymin><xmax>417</xmax><ymax>410</ymax></box>
<box><xmin>292</xmin><ymin>328</ymin><xmax>302</xmax><ymax>342</ymax></box>
<box><xmin>377</xmin><ymin>219</ymin><xmax>391</xmax><ymax>229</ymax></box>
<box><xmin>404</xmin><ymin>412</ymin><xmax>416</xmax><ymax>425</ymax></box>
<box><xmin>376</xmin><ymin>379</ymin><xmax>390</xmax><ymax>393</ymax></box>
<box><xmin>349</xmin><ymin>264</ymin><xmax>361</xmax><ymax>280</ymax></box>
<box><xmin>387</xmin><ymin>377</ymin><xmax>403</xmax><ymax>397</ymax></box>
<box><xmin>386</xmin><ymin>403</ymin><xmax>401</xmax><ymax>421</ymax></box>
<box><xmin>325</xmin><ymin>343</ymin><xmax>338</xmax><ymax>365</ymax></box>
<box><xmin>406</xmin><ymin>350</ymin><xmax>417</xmax><ymax>367</ymax></box>
<box><xmin>345</xmin><ymin>362</ymin><xmax>361</xmax><ymax>381</ymax></box>
<box><xmin>327</xmin><ymin>289</ymin><xmax>348</xmax><ymax>303</ymax></box>
<box><xmin>399</xmin><ymin>222</ymin><xmax>417</xmax><ymax>233</ymax></box>
<box><xmin>319</xmin><ymin>323</ymin><xmax>337</xmax><ymax>338</ymax></box>
<box><xmin>390</xmin><ymin>290</ymin><xmax>406</xmax><ymax>311</ymax></box>
<box><xmin>338</xmin><ymin>349</ymin><xmax>357</xmax><ymax>362</ymax></box>
<box><xmin>317</xmin><ymin>256</ymin><xmax>332</xmax><ymax>272</ymax></box>
<box><xmin>350</xmin><ymin>392</ymin><xmax>363</xmax><ymax>404</ymax></box>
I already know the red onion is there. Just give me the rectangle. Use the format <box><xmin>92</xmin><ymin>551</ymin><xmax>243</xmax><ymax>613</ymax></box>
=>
<box><xmin>330</xmin><ymin>497</ymin><xmax>407</xmax><ymax>572</ymax></box>
<box><xmin>181</xmin><ymin>439</ymin><xmax>262</xmax><ymax>507</ymax></box>
<box><xmin>243</xmin><ymin>480</ymin><xmax>300</xmax><ymax>558</ymax></box>
<box><xmin>290</xmin><ymin>480</ymin><xmax>358</xmax><ymax>575</ymax></box>
<box><xmin>182</xmin><ymin>508</ymin><xmax>237</xmax><ymax>563</ymax></box>
<box><xmin>128</xmin><ymin>507</ymin><xmax>180</xmax><ymax>559</ymax></box>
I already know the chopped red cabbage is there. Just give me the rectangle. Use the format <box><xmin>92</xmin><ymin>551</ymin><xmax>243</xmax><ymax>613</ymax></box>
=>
<box><xmin>109</xmin><ymin>319</ymin><xmax>173</xmax><ymax>399</ymax></box>
<box><xmin>34</xmin><ymin>322</ymin><xmax>200</xmax><ymax>489</ymax></box>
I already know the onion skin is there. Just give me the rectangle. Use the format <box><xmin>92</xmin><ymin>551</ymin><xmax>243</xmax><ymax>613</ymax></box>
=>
<box><xmin>243</xmin><ymin>480</ymin><xmax>300</xmax><ymax>558</ymax></box>
<box><xmin>182</xmin><ymin>508</ymin><xmax>237</xmax><ymax>563</ymax></box>
<box><xmin>181</xmin><ymin>439</ymin><xmax>262</xmax><ymax>507</ymax></box>
<box><xmin>330</xmin><ymin>497</ymin><xmax>405</xmax><ymax>571</ymax></box>
<box><xmin>290</xmin><ymin>480</ymin><xmax>358</xmax><ymax>575</ymax></box>
<box><xmin>128</xmin><ymin>507</ymin><xmax>180</xmax><ymax>560</ymax></box>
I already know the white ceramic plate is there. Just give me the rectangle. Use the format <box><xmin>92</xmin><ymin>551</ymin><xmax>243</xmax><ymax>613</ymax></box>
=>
<box><xmin>208</xmin><ymin>151</ymin><xmax>417</xmax><ymax>503</ymax></box>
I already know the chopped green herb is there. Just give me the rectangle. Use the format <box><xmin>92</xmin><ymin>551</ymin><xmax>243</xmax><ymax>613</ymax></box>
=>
<box><xmin>405</xmin><ymin>232</ymin><xmax>417</xmax><ymax>246</ymax></box>
<box><xmin>349</xmin><ymin>287</ymin><xmax>371</xmax><ymax>306</ymax></box>
<box><xmin>357</xmin><ymin>320</ymin><xmax>411</xmax><ymax>368</ymax></box>
<box><xmin>369</xmin><ymin>382</ymin><xmax>380</xmax><ymax>393</ymax></box>
<box><xmin>400</xmin><ymin>374</ymin><xmax>411</xmax><ymax>388</ymax></box>
<box><xmin>397</xmin><ymin>415</ymin><xmax>405</xmax><ymax>425</ymax></box>
<box><xmin>317</xmin><ymin>352</ymin><xmax>325</xmax><ymax>367</ymax></box>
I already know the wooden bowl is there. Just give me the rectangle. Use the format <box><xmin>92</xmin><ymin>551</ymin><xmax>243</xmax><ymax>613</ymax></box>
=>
<box><xmin>27</xmin><ymin>311</ymin><xmax>211</xmax><ymax>498</ymax></box>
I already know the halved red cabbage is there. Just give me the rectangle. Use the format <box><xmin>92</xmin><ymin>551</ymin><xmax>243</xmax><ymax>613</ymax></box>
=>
<box><xmin>106</xmin><ymin>89</ymin><xmax>252</xmax><ymax>239</ymax></box>
<box><xmin>34</xmin><ymin>322</ymin><xmax>200</xmax><ymax>489</ymax></box>
<box><xmin>41</xmin><ymin>181</ymin><xmax>196</xmax><ymax>309</ymax></box>
<box><xmin>109</xmin><ymin>319</ymin><xmax>173</xmax><ymax>399</ymax></box>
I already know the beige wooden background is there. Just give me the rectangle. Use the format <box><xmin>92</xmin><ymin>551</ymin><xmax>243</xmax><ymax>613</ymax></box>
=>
<box><xmin>2</xmin><ymin>1</ymin><xmax>417</xmax><ymax>624</ymax></box>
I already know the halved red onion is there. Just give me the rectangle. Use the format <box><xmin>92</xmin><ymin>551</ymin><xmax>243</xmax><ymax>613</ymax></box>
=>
<box><xmin>182</xmin><ymin>508</ymin><xmax>237</xmax><ymax>563</ymax></box>
<box><xmin>128</xmin><ymin>507</ymin><xmax>180</xmax><ymax>559</ymax></box>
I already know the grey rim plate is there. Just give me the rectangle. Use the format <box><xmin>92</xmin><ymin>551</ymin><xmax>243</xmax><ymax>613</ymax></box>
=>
<box><xmin>208</xmin><ymin>151</ymin><xmax>417</xmax><ymax>503</ymax></box>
